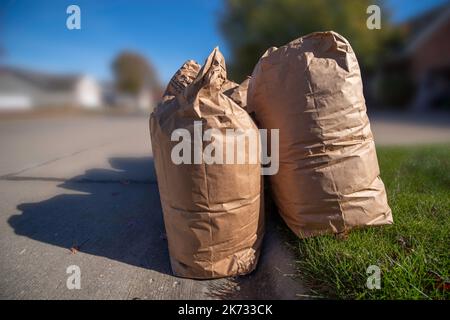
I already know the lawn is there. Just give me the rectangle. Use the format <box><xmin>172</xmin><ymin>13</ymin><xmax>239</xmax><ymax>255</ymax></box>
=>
<box><xmin>287</xmin><ymin>144</ymin><xmax>450</xmax><ymax>299</ymax></box>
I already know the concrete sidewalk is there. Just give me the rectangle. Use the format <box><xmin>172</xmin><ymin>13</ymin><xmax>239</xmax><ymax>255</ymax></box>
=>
<box><xmin>0</xmin><ymin>115</ymin><xmax>303</xmax><ymax>299</ymax></box>
<box><xmin>0</xmin><ymin>113</ymin><xmax>448</xmax><ymax>299</ymax></box>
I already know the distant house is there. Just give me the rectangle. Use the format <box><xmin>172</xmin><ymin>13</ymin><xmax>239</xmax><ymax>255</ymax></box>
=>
<box><xmin>402</xmin><ymin>5</ymin><xmax>450</xmax><ymax>81</ymax></box>
<box><xmin>0</xmin><ymin>66</ymin><xmax>102</xmax><ymax>110</ymax></box>
<box><xmin>379</xmin><ymin>4</ymin><xmax>450</xmax><ymax>110</ymax></box>
<box><xmin>402</xmin><ymin>5</ymin><xmax>450</xmax><ymax>110</ymax></box>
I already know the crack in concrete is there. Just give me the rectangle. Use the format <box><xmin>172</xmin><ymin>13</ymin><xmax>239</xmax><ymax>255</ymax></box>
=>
<box><xmin>0</xmin><ymin>132</ymin><xmax>141</xmax><ymax>181</ymax></box>
<box><xmin>0</xmin><ymin>176</ymin><xmax>157</xmax><ymax>184</ymax></box>
<box><xmin>0</xmin><ymin>142</ymin><xmax>113</xmax><ymax>180</ymax></box>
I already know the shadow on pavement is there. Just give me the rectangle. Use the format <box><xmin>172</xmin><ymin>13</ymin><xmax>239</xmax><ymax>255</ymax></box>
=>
<box><xmin>8</xmin><ymin>157</ymin><xmax>172</xmax><ymax>275</ymax></box>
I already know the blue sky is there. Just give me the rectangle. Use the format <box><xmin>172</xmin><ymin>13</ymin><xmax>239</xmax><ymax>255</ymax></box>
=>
<box><xmin>1</xmin><ymin>0</ymin><xmax>448</xmax><ymax>84</ymax></box>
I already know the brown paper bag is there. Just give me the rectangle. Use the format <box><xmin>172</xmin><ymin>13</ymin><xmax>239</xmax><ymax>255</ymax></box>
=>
<box><xmin>150</xmin><ymin>48</ymin><xmax>264</xmax><ymax>279</ymax></box>
<box><xmin>248</xmin><ymin>31</ymin><xmax>392</xmax><ymax>238</ymax></box>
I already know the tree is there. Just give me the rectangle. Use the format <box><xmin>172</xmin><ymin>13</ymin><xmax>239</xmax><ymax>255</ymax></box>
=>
<box><xmin>220</xmin><ymin>0</ymin><xmax>392</xmax><ymax>81</ymax></box>
<box><xmin>112</xmin><ymin>51</ymin><xmax>159</xmax><ymax>95</ymax></box>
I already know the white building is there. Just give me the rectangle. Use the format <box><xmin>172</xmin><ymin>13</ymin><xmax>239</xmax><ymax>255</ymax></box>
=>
<box><xmin>0</xmin><ymin>66</ymin><xmax>102</xmax><ymax>110</ymax></box>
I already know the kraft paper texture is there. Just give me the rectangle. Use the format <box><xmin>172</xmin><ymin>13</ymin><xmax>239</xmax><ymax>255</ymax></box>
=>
<box><xmin>247</xmin><ymin>31</ymin><xmax>393</xmax><ymax>238</ymax></box>
<box><xmin>150</xmin><ymin>48</ymin><xmax>264</xmax><ymax>279</ymax></box>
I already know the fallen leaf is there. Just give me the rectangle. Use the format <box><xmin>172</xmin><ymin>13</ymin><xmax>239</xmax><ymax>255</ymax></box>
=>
<box><xmin>335</xmin><ymin>230</ymin><xmax>349</xmax><ymax>240</ymax></box>
<box><xmin>68</xmin><ymin>239</ymin><xmax>89</xmax><ymax>254</ymax></box>
<box><xmin>428</xmin><ymin>270</ymin><xmax>450</xmax><ymax>292</ymax></box>
<box><xmin>69</xmin><ymin>246</ymin><xmax>79</xmax><ymax>254</ymax></box>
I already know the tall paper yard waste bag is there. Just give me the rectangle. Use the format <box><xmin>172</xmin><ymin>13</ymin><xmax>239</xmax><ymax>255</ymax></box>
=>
<box><xmin>150</xmin><ymin>48</ymin><xmax>264</xmax><ymax>279</ymax></box>
<box><xmin>247</xmin><ymin>31</ymin><xmax>392</xmax><ymax>238</ymax></box>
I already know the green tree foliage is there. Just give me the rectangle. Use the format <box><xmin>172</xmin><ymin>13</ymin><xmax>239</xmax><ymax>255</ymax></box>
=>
<box><xmin>220</xmin><ymin>0</ymin><xmax>391</xmax><ymax>81</ymax></box>
<box><xmin>112</xmin><ymin>51</ymin><xmax>159</xmax><ymax>95</ymax></box>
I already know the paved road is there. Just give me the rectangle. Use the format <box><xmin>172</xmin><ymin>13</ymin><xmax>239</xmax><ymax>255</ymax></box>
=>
<box><xmin>369</xmin><ymin>112</ymin><xmax>450</xmax><ymax>145</ymax></box>
<box><xmin>0</xmin><ymin>115</ymin><xmax>304</xmax><ymax>300</ymax></box>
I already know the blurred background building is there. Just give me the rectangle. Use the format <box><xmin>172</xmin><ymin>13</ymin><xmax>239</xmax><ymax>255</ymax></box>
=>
<box><xmin>371</xmin><ymin>3</ymin><xmax>450</xmax><ymax>111</ymax></box>
<box><xmin>219</xmin><ymin>0</ymin><xmax>450</xmax><ymax>112</ymax></box>
<box><xmin>0</xmin><ymin>66</ymin><xmax>101</xmax><ymax>110</ymax></box>
<box><xmin>399</xmin><ymin>5</ymin><xmax>450</xmax><ymax>111</ymax></box>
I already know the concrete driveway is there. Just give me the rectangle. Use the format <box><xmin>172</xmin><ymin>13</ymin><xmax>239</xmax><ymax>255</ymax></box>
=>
<box><xmin>0</xmin><ymin>115</ymin><xmax>304</xmax><ymax>299</ymax></box>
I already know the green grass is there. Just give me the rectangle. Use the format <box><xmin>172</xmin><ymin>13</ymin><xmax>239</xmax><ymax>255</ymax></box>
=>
<box><xmin>288</xmin><ymin>144</ymin><xmax>450</xmax><ymax>299</ymax></box>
